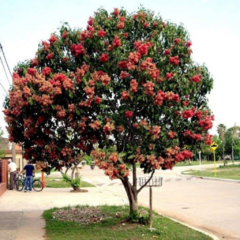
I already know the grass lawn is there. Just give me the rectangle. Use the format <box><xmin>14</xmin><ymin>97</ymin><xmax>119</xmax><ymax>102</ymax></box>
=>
<box><xmin>175</xmin><ymin>160</ymin><xmax>224</xmax><ymax>167</ymax></box>
<box><xmin>44</xmin><ymin>177</ymin><xmax>95</xmax><ymax>188</ymax></box>
<box><xmin>182</xmin><ymin>164</ymin><xmax>240</xmax><ymax>180</ymax></box>
<box><xmin>43</xmin><ymin>205</ymin><xmax>212</xmax><ymax>240</ymax></box>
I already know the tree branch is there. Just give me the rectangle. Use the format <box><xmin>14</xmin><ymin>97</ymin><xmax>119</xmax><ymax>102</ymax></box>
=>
<box><xmin>137</xmin><ymin>169</ymin><xmax>155</xmax><ymax>194</ymax></box>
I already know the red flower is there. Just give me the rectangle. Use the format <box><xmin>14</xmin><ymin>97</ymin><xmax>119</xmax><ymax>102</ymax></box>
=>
<box><xmin>62</xmin><ymin>30</ymin><xmax>68</xmax><ymax>39</ymax></box>
<box><xmin>112</xmin><ymin>8</ymin><xmax>120</xmax><ymax>16</ymax></box>
<box><xmin>117</xmin><ymin>21</ymin><xmax>124</xmax><ymax>29</ymax></box>
<box><xmin>174</xmin><ymin>38</ymin><xmax>181</xmax><ymax>44</ymax></box>
<box><xmin>169</xmin><ymin>56</ymin><xmax>179</xmax><ymax>65</ymax></box>
<box><xmin>168</xmin><ymin>130</ymin><xmax>176</xmax><ymax>139</ymax></box>
<box><xmin>182</xmin><ymin>110</ymin><xmax>194</xmax><ymax>119</ymax></box>
<box><xmin>166</xmin><ymin>72</ymin><xmax>174</xmax><ymax>80</ymax></box>
<box><xmin>54</xmin><ymin>73</ymin><xmax>66</xmax><ymax>82</ymax></box>
<box><xmin>99</xmin><ymin>53</ymin><xmax>108</xmax><ymax>62</ymax></box>
<box><xmin>62</xmin><ymin>57</ymin><xmax>69</xmax><ymax>62</ymax></box>
<box><xmin>27</xmin><ymin>68</ymin><xmax>37</xmax><ymax>76</ymax></box>
<box><xmin>190</xmin><ymin>74</ymin><xmax>201</xmax><ymax>83</ymax></box>
<box><xmin>71</xmin><ymin>44</ymin><xmax>85</xmax><ymax>56</ymax></box>
<box><xmin>37</xmin><ymin>116</ymin><xmax>45</xmax><ymax>125</ymax></box>
<box><xmin>42</xmin><ymin>67</ymin><xmax>51</xmax><ymax>76</ymax></box>
<box><xmin>88</xmin><ymin>17</ymin><xmax>94</xmax><ymax>26</ymax></box>
<box><xmin>125</xmin><ymin>111</ymin><xmax>133</xmax><ymax>118</ymax></box>
<box><xmin>144</xmin><ymin>22</ymin><xmax>149</xmax><ymax>28</ymax></box>
<box><xmin>124</xmin><ymin>33</ymin><xmax>128</xmax><ymax>38</ymax></box>
<box><xmin>120</xmin><ymin>16</ymin><xmax>125</xmax><ymax>22</ymax></box>
<box><xmin>195</xmin><ymin>111</ymin><xmax>202</xmax><ymax>119</ymax></box>
<box><xmin>49</xmin><ymin>35</ymin><xmax>57</xmax><ymax>44</ymax></box>
<box><xmin>186</xmin><ymin>41</ymin><xmax>192</xmax><ymax>47</ymax></box>
<box><xmin>118</xmin><ymin>60</ymin><xmax>128</xmax><ymax>69</ymax></box>
<box><xmin>30</xmin><ymin>58</ymin><xmax>39</xmax><ymax>67</ymax></box>
<box><xmin>121</xmin><ymin>91</ymin><xmax>130</xmax><ymax>100</ymax></box>
<box><xmin>182</xmin><ymin>150</ymin><xmax>193</xmax><ymax>159</ymax></box>
<box><xmin>153</xmin><ymin>21</ymin><xmax>158</xmax><ymax>28</ymax></box>
<box><xmin>46</xmin><ymin>53</ymin><xmax>54</xmax><ymax>60</ymax></box>
<box><xmin>163</xmin><ymin>49</ymin><xmax>170</xmax><ymax>55</ymax></box>
<box><xmin>113</xmin><ymin>36</ymin><xmax>121</xmax><ymax>47</ymax></box>
<box><xmin>98</xmin><ymin>29</ymin><xmax>106</xmax><ymax>37</ymax></box>
<box><xmin>204</xmin><ymin>134</ymin><xmax>213</xmax><ymax>145</ymax></box>
<box><xmin>95</xmin><ymin>96</ymin><xmax>101</xmax><ymax>104</ymax></box>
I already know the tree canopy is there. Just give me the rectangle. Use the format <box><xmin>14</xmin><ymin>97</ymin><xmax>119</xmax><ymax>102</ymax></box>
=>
<box><xmin>4</xmin><ymin>7</ymin><xmax>214</xmax><ymax>215</ymax></box>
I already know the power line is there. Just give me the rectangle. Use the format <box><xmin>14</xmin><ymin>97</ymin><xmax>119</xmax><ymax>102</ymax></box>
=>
<box><xmin>0</xmin><ymin>81</ymin><xmax>7</xmax><ymax>94</ymax></box>
<box><xmin>0</xmin><ymin>43</ymin><xmax>12</xmax><ymax>77</ymax></box>
<box><xmin>0</xmin><ymin>54</ymin><xmax>11</xmax><ymax>85</ymax></box>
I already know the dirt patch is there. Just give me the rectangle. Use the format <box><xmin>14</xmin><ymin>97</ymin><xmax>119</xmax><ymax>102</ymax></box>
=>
<box><xmin>53</xmin><ymin>207</ymin><xmax>111</xmax><ymax>224</ymax></box>
<box><xmin>70</xmin><ymin>189</ymin><xmax>88</xmax><ymax>193</ymax></box>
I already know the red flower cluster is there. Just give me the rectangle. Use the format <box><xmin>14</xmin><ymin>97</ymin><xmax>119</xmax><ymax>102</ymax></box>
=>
<box><xmin>197</xmin><ymin>116</ymin><xmax>213</xmax><ymax>130</ymax></box>
<box><xmin>139</xmin><ymin>58</ymin><xmax>159</xmax><ymax>80</ymax></box>
<box><xmin>71</xmin><ymin>44</ymin><xmax>85</xmax><ymax>56</ymax></box>
<box><xmin>95</xmin><ymin>96</ymin><xmax>101</xmax><ymax>104</ymax></box>
<box><xmin>174</xmin><ymin>38</ymin><xmax>181</xmax><ymax>44</ymax></box>
<box><xmin>99</xmin><ymin>53</ymin><xmax>108</xmax><ymax>62</ymax></box>
<box><xmin>42</xmin><ymin>67</ymin><xmax>51</xmax><ymax>76</ymax></box>
<box><xmin>186</xmin><ymin>41</ymin><xmax>192</xmax><ymax>47</ymax></box>
<box><xmin>98</xmin><ymin>29</ymin><xmax>106</xmax><ymax>37</ymax></box>
<box><xmin>169</xmin><ymin>56</ymin><xmax>179</xmax><ymax>65</ymax></box>
<box><xmin>134</xmin><ymin>41</ymin><xmax>149</xmax><ymax>55</ymax></box>
<box><xmin>168</xmin><ymin>130</ymin><xmax>176</xmax><ymax>139</ymax></box>
<box><xmin>184</xmin><ymin>130</ymin><xmax>202</xmax><ymax>141</ymax></box>
<box><xmin>130</xmin><ymin>79</ymin><xmax>138</xmax><ymax>93</ymax></box>
<box><xmin>27</xmin><ymin>68</ymin><xmax>37</xmax><ymax>76</ymax></box>
<box><xmin>143</xmin><ymin>81</ymin><xmax>155</xmax><ymax>95</ymax></box>
<box><xmin>121</xmin><ymin>91</ymin><xmax>130</xmax><ymax>100</ymax></box>
<box><xmin>182</xmin><ymin>110</ymin><xmax>194</xmax><ymax>119</ymax></box>
<box><xmin>163</xmin><ymin>49</ymin><xmax>170</xmax><ymax>55</ymax></box>
<box><xmin>166</xmin><ymin>72</ymin><xmax>174</xmax><ymax>80</ymax></box>
<box><xmin>154</xmin><ymin>90</ymin><xmax>165</xmax><ymax>106</ymax></box>
<box><xmin>49</xmin><ymin>35</ymin><xmax>57</xmax><ymax>44</ymax></box>
<box><xmin>125</xmin><ymin>111</ymin><xmax>133</xmax><ymax>118</ymax></box>
<box><xmin>46</xmin><ymin>53</ymin><xmax>54</xmax><ymax>60</ymax></box>
<box><xmin>190</xmin><ymin>74</ymin><xmax>201</xmax><ymax>83</ymax></box>
<box><xmin>113</xmin><ymin>36</ymin><xmax>121</xmax><ymax>47</ymax></box>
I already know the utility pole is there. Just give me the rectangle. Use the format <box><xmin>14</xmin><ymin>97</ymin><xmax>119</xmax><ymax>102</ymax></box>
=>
<box><xmin>0</xmin><ymin>42</ymin><xmax>15</xmax><ymax>162</ymax></box>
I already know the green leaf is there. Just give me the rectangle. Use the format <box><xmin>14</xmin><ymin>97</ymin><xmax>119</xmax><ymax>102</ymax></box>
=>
<box><xmin>29</xmin><ymin>97</ymin><xmax>33</xmax><ymax>105</ymax></box>
<box><xmin>69</xmin><ymin>90</ymin><xmax>73</xmax><ymax>98</ymax></box>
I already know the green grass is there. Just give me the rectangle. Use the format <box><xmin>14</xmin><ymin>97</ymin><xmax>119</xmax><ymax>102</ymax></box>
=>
<box><xmin>175</xmin><ymin>160</ymin><xmax>224</xmax><ymax>167</ymax></box>
<box><xmin>44</xmin><ymin>178</ymin><xmax>95</xmax><ymax>188</ymax></box>
<box><xmin>182</xmin><ymin>164</ymin><xmax>240</xmax><ymax>180</ymax></box>
<box><xmin>43</xmin><ymin>205</ymin><xmax>212</xmax><ymax>240</ymax></box>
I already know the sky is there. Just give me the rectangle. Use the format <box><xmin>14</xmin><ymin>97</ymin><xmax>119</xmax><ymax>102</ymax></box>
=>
<box><xmin>0</xmin><ymin>0</ymin><xmax>240</xmax><ymax>138</ymax></box>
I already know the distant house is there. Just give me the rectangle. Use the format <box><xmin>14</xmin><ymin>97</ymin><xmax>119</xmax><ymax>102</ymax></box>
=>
<box><xmin>0</xmin><ymin>137</ymin><xmax>25</xmax><ymax>169</ymax></box>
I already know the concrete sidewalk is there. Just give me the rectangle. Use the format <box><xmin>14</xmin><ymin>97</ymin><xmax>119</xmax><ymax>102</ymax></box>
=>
<box><xmin>0</xmin><ymin>188</ymin><xmax>127</xmax><ymax>240</ymax></box>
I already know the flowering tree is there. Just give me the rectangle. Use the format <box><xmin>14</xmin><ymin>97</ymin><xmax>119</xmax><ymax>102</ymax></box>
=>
<box><xmin>4</xmin><ymin>7</ymin><xmax>214</xmax><ymax>217</ymax></box>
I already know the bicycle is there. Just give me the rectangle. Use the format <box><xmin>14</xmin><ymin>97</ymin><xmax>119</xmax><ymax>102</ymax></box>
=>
<box><xmin>15</xmin><ymin>174</ymin><xmax>44</xmax><ymax>192</ymax></box>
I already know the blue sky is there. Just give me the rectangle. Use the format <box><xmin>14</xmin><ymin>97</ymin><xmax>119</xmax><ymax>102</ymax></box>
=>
<box><xmin>0</xmin><ymin>0</ymin><xmax>240</xmax><ymax>137</ymax></box>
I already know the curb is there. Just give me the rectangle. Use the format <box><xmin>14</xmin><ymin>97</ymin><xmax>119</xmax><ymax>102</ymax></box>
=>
<box><xmin>181</xmin><ymin>173</ymin><xmax>240</xmax><ymax>183</ymax></box>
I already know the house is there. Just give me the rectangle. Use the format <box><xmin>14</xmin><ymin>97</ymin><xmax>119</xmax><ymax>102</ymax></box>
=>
<box><xmin>0</xmin><ymin>137</ymin><xmax>26</xmax><ymax>169</ymax></box>
<box><xmin>0</xmin><ymin>137</ymin><xmax>26</xmax><ymax>196</ymax></box>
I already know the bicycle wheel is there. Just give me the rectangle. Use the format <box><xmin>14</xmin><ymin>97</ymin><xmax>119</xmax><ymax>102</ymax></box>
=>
<box><xmin>16</xmin><ymin>180</ymin><xmax>24</xmax><ymax>191</ymax></box>
<box><xmin>32</xmin><ymin>180</ymin><xmax>44</xmax><ymax>192</ymax></box>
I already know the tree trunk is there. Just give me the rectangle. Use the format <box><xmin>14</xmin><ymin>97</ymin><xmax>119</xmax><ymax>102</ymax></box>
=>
<box><xmin>121</xmin><ymin>176</ymin><xmax>138</xmax><ymax>213</ymax></box>
<box><xmin>232</xmin><ymin>144</ymin><xmax>234</xmax><ymax>164</ymax></box>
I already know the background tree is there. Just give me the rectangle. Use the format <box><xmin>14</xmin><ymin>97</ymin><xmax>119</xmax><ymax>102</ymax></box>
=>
<box><xmin>0</xmin><ymin>128</ymin><xmax>5</xmax><ymax>158</ymax></box>
<box><xmin>217</xmin><ymin>123</ymin><xmax>227</xmax><ymax>164</ymax></box>
<box><xmin>4</xmin><ymin>7</ymin><xmax>214</xmax><ymax>219</ymax></box>
<box><xmin>225</xmin><ymin>125</ymin><xmax>240</xmax><ymax>162</ymax></box>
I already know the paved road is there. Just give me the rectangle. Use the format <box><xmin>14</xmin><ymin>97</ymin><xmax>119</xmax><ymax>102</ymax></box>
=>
<box><xmin>79</xmin><ymin>165</ymin><xmax>240</xmax><ymax>240</ymax></box>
